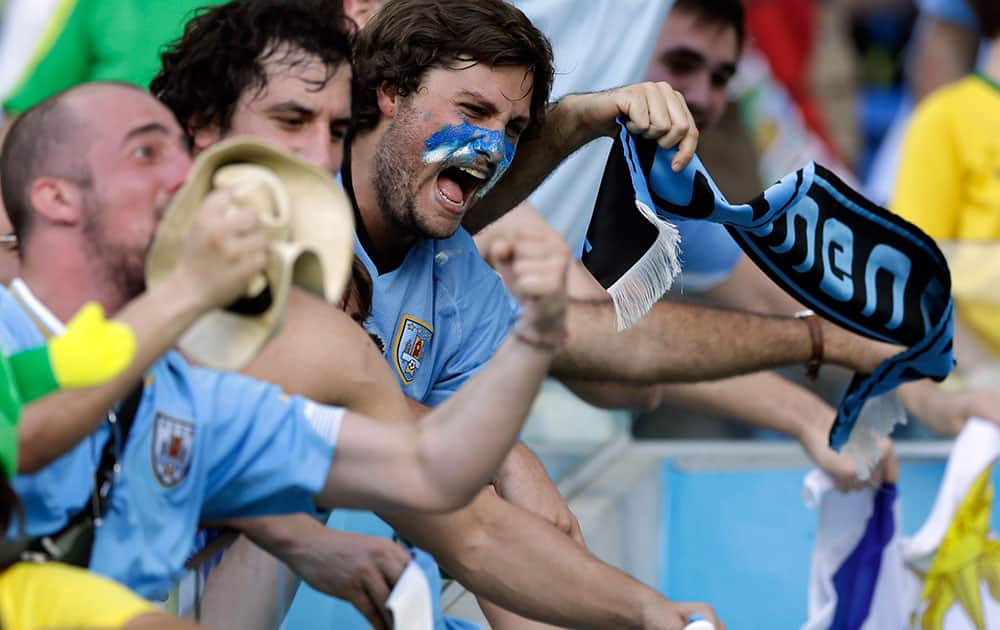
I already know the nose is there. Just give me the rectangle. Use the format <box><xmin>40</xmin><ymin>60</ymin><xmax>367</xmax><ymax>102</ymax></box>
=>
<box><xmin>165</xmin><ymin>149</ymin><xmax>192</xmax><ymax>194</ymax></box>
<box><xmin>682</xmin><ymin>71</ymin><xmax>713</xmax><ymax>113</ymax></box>
<box><xmin>295</xmin><ymin>126</ymin><xmax>336</xmax><ymax>174</ymax></box>
<box><xmin>474</xmin><ymin>126</ymin><xmax>508</xmax><ymax>163</ymax></box>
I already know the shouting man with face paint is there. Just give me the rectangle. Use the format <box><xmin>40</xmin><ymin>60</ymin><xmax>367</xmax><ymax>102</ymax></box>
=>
<box><xmin>348</xmin><ymin>0</ymin><xmax>898</xmax><ymax>419</ymax></box>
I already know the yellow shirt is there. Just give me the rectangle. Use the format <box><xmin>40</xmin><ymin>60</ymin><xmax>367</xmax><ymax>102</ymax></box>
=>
<box><xmin>0</xmin><ymin>562</ymin><xmax>156</xmax><ymax>630</ymax></box>
<box><xmin>892</xmin><ymin>74</ymin><xmax>1000</xmax><ymax>356</ymax></box>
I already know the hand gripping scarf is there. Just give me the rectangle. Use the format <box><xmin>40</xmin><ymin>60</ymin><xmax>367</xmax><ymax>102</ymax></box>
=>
<box><xmin>582</xmin><ymin>120</ymin><xmax>955</xmax><ymax>458</ymax></box>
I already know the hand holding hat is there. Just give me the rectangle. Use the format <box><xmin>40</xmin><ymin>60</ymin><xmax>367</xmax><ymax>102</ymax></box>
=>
<box><xmin>145</xmin><ymin>138</ymin><xmax>354</xmax><ymax>370</ymax></box>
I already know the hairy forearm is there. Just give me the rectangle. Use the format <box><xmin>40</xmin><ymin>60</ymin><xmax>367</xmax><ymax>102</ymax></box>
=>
<box><xmin>227</xmin><ymin>513</ymin><xmax>322</xmax><ymax>564</ymax></box>
<box><xmin>18</xmin><ymin>274</ymin><xmax>206</xmax><ymax>472</ymax></box>
<box><xmin>659</xmin><ymin>371</ymin><xmax>832</xmax><ymax>440</ymax></box>
<box><xmin>416</xmin><ymin>337</ymin><xmax>554</xmax><ymax>504</ymax></box>
<box><xmin>386</xmin><ymin>489</ymin><xmax>655</xmax><ymax>629</ymax></box>
<box><xmin>466</xmin><ymin>96</ymin><xmax>593</xmax><ymax>233</ymax></box>
<box><xmin>553</xmin><ymin>299</ymin><xmax>889</xmax><ymax>384</ymax></box>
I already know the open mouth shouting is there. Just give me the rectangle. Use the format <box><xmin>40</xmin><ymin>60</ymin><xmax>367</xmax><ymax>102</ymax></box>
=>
<box><xmin>423</xmin><ymin>120</ymin><xmax>516</xmax><ymax>215</ymax></box>
<box><xmin>435</xmin><ymin>163</ymin><xmax>491</xmax><ymax>213</ymax></box>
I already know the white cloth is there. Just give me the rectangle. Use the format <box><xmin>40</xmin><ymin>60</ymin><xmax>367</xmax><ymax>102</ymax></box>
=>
<box><xmin>801</xmin><ymin>470</ymin><xmax>911</xmax><ymax>630</ymax></box>
<box><xmin>387</xmin><ymin>560</ymin><xmax>434</xmax><ymax>630</ymax></box>
<box><xmin>510</xmin><ymin>0</ymin><xmax>673</xmax><ymax>251</ymax></box>
<box><xmin>803</xmin><ymin>418</ymin><xmax>1000</xmax><ymax>629</ymax></box>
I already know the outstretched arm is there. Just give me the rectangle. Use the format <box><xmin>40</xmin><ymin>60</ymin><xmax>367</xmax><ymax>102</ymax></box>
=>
<box><xmin>659</xmin><ymin>372</ymin><xmax>896</xmax><ymax>489</ymax></box>
<box><xmin>18</xmin><ymin>192</ymin><xmax>268</xmax><ymax>472</ymax></box>
<box><xmin>553</xmin><ymin>298</ymin><xmax>896</xmax><ymax>384</ymax></box>
<box><xmin>388</xmin><ymin>487</ymin><xmax>720</xmax><ymax>630</ymax></box>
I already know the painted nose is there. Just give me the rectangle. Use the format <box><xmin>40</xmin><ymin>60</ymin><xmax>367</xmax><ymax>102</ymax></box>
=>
<box><xmin>474</xmin><ymin>128</ymin><xmax>508</xmax><ymax>163</ymax></box>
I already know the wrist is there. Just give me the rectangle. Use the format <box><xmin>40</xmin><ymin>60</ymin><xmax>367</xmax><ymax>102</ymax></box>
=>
<box><xmin>794</xmin><ymin>310</ymin><xmax>823</xmax><ymax>381</ymax></box>
<box><xmin>513</xmin><ymin>322</ymin><xmax>566</xmax><ymax>353</ymax></box>
<box><xmin>552</xmin><ymin>94</ymin><xmax>603</xmax><ymax>149</ymax></box>
<box><xmin>634</xmin><ymin>587</ymin><xmax>670</xmax><ymax>630</ymax></box>
<box><xmin>158</xmin><ymin>269</ymin><xmax>214</xmax><ymax>325</ymax></box>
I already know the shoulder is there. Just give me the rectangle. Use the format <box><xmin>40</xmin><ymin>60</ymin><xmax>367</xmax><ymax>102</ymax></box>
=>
<box><xmin>244</xmin><ymin>288</ymin><xmax>394</xmax><ymax>408</ymax></box>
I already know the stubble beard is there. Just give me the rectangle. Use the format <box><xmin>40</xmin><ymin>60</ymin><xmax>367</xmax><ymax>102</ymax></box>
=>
<box><xmin>372</xmin><ymin>103</ymin><xmax>455</xmax><ymax>241</ymax></box>
<box><xmin>81</xmin><ymin>196</ymin><xmax>148</xmax><ymax>303</ymax></box>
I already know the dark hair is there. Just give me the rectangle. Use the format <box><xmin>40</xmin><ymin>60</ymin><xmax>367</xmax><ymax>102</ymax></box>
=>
<box><xmin>347</xmin><ymin>256</ymin><xmax>374</xmax><ymax>325</ymax></box>
<box><xmin>673</xmin><ymin>0</ymin><xmax>746</xmax><ymax>50</ymax></box>
<box><xmin>352</xmin><ymin>0</ymin><xmax>554</xmax><ymax>135</ymax></box>
<box><xmin>0</xmin><ymin>88</ymin><xmax>95</xmax><ymax>252</ymax></box>
<box><xmin>151</xmin><ymin>0</ymin><xmax>355</xmax><ymax>139</ymax></box>
<box><xmin>969</xmin><ymin>0</ymin><xmax>1000</xmax><ymax>39</ymax></box>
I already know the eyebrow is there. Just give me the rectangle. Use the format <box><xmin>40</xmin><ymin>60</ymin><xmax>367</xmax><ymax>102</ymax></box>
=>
<box><xmin>660</xmin><ymin>46</ymin><xmax>707</xmax><ymax>65</ymax></box>
<box><xmin>455</xmin><ymin>89</ymin><xmax>530</xmax><ymax>130</ymax></box>
<box><xmin>121</xmin><ymin>122</ymin><xmax>171</xmax><ymax>145</ymax></box>
<box><xmin>661</xmin><ymin>46</ymin><xmax>737</xmax><ymax>76</ymax></box>
<box><xmin>265</xmin><ymin>101</ymin><xmax>316</xmax><ymax>116</ymax></box>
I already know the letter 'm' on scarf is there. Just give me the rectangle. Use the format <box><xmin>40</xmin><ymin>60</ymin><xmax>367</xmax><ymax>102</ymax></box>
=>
<box><xmin>582</xmin><ymin>120</ymin><xmax>954</xmax><ymax>458</ymax></box>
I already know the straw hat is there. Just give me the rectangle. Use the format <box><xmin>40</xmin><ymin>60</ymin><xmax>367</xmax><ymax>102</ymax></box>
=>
<box><xmin>146</xmin><ymin>138</ymin><xmax>354</xmax><ymax>370</ymax></box>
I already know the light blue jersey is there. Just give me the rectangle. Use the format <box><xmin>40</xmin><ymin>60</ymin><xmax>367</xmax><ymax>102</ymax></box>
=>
<box><xmin>354</xmin><ymin>229</ymin><xmax>517</xmax><ymax>407</ymax></box>
<box><xmin>2</xmin><ymin>281</ymin><xmax>339</xmax><ymax>599</ymax></box>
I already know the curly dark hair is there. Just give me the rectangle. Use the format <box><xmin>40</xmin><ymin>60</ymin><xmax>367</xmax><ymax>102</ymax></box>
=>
<box><xmin>151</xmin><ymin>0</ymin><xmax>355</xmax><ymax>139</ymax></box>
<box><xmin>352</xmin><ymin>0</ymin><xmax>554</xmax><ymax>136</ymax></box>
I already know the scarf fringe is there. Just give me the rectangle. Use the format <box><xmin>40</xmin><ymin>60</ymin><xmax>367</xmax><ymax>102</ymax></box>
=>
<box><xmin>606</xmin><ymin>200</ymin><xmax>682</xmax><ymax>331</ymax></box>
<box><xmin>841</xmin><ymin>393</ymin><xmax>907</xmax><ymax>481</ymax></box>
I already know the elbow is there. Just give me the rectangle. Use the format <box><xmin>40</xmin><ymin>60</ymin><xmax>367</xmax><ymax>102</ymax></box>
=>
<box><xmin>405</xmin><ymin>444</ymin><xmax>481</xmax><ymax>513</ymax></box>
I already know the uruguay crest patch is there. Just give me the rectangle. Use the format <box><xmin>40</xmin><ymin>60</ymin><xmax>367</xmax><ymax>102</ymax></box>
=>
<box><xmin>393</xmin><ymin>315</ymin><xmax>433</xmax><ymax>384</ymax></box>
<box><xmin>152</xmin><ymin>412</ymin><xmax>194</xmax><ymax>487</ymax></box>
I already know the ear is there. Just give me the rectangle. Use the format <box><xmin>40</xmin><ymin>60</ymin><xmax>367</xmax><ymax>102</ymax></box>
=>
<box><xmin>189</xmin><ymin>114</ymin><xmax>221</xmax><ymax>153</ymax></box>
<box><xmin>376</xmin><ymin>81</ymin><xmax>400</xmax><ymax>119</ymax></box>
<box><xmin>29</xmin><ymin>177</ymin><xmax>84</xmax><ymax>227</ymax></box>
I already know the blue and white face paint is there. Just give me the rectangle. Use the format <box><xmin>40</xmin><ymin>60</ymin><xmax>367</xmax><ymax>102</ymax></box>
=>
<box><xmin>422</xmin><ymin>120</ymin><xmax>516</xmax><ymax>209</ymax></box>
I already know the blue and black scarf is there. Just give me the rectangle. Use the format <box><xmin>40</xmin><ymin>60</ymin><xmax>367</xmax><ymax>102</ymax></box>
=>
<box><xmin>583</xmin><ymin>120</ymin><xmax>955</xmax><ymax>454</ymax></box>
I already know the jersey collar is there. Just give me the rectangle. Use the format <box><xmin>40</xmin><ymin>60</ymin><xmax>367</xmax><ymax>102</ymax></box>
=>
<box><xmin>10</xmin><ymin>278</ymin><xmax>67</xmax><ymax>336</ymax></box>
